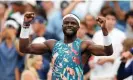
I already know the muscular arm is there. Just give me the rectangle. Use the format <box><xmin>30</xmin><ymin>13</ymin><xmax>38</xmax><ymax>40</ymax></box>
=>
<box><xmin>81</xmin><ymin>17</ymin><xmax>113</xmax><ymax>56</ymax></box>
<box><xmin>81</xmin><ymin>41</ymin><xmax>113</xmax><ymax>56</ymax></box>
<box><xmin>19</xmin><ymin>12</ymin><xmax>56</xmax><ymax>55</ymax></box>
<box><xmin>19</xmin><ymin>38</ymin><xmax>56</xmax><ymax>54</ymax></box>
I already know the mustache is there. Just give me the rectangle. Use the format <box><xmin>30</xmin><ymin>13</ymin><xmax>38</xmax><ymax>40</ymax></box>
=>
<box><xmin>64</xmin><ymin>26</ymin><xmax>74</xmax><ymax>30</ymax></box>
<box><xmin>65</xmin><ymin>26</ymin><xmax>73</xmax><ymax>28</ymax></box>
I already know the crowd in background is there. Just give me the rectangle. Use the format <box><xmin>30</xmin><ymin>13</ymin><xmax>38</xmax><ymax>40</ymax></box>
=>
<box><xmin>0</xmin><ymin>0</ymin><xmax>133</xmax><ymax>80</ymax></box>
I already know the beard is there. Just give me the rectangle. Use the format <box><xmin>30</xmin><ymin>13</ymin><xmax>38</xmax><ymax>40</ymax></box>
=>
<box><xmin>63</xmin><ymin>28</ymin><xmax>77</xmax><ymax>37</ymax></box>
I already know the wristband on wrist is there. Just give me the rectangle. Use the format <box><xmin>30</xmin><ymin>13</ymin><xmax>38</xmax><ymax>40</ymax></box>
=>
<box><xmin>23</xmin><ymin>22</ymin><xmax>30</xmax><ymax>27</ymax></box>
<box><xmin>20</xmin><ymin>26</ymin><xmax>30</xmax><ymax>38</ymax></box>
<box><xmin>103</xmin><ymin>35</ymin><xmax>112</xmax><ymax>46</ymax></box>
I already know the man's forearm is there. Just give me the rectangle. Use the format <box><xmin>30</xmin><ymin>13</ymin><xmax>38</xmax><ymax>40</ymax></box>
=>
<box><xmin>19</xmin><ymin>26</ymin><xmax>30</xmax><ymax>53</ymax></box>
<box><xmin>101</xmin><ymin>27</ymin><xmax>108</xmax><ymax>36</ymax></box>
<box><xmin>19</xmin><ymin>38</ymin><xmax>30</xmax><ymax>53</ymax></box>
<box><xmin>113</xmin><ymin>1</ymin><xmax>125</xmax><ymax>20</ymax></box>
<box><xmin>102</xmin><ymin>27</ymin><xmax>113</xmax><ymax>56</ymax></box>
<box><xmin>62</xmin><ymin>1</ymin><xmax>79</xmax><ymax>16</ymax></box>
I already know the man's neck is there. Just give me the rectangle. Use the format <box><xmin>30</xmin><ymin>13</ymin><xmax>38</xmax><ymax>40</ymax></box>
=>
<box><xmin>64</xmin><ymin>35</ymin><xmax>77</xmax><ymax>44</ymax></box>
<box><xmin>107</xmin><ymin>28</ymin><xmax>114</xmax><ymax>33</ymax></box>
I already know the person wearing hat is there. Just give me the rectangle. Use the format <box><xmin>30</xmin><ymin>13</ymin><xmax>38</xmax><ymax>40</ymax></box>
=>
<box><xmin>31</xmin><ymin>16</ymin><xmax>53</xmax><ymax>40</ymax></box>
<box><xmin>0</xmin><ymin>19</ymin><xmax>23</xmax><ymax>80</ymax></box>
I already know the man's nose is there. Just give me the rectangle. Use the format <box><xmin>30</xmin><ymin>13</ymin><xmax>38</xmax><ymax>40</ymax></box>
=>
<box><xmin>68</xmin><ymin>22</ymin><xmax>72</xmax><ymax>26</ymax></box>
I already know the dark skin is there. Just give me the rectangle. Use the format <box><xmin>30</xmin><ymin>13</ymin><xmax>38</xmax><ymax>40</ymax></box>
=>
<box><xmin>19</xmin><ymin>12</ymin><xmax>113</xmax><ymax>57</ymax></box>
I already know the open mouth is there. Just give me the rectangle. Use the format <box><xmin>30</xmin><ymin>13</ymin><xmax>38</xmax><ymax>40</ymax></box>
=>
<box><xmin>66</xmin><ymin>29</ymin><xmax>72</xmax><ymax>31</ymax></box>
<box><xmin>66</xmin><ymin>28</ymin><xmax>73</xmax><ymax>34</ymax></box>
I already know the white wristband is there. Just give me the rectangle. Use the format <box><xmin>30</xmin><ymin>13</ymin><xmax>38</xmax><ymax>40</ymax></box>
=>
<box><xmin>20</xmin><ymin>26</ymin><xmax>30</xmax><ymax>38</ymax></box>
<box><xmin>103</xmin><ymin>35</ymin><xmax>112</xmax><ymax>46</ymax></box>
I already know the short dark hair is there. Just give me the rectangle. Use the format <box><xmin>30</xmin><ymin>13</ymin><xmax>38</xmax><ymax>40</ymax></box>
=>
<box><xmin>104</xmin><ymin>11</ymin><xmax>117</xmax><ymax>19</ymax></box>
<box><xmin>125</xmin><ymin>10</ymin><xmax>133</xmax><ymax>21</ymax></box>
<box><xmin>100</xmin><ymin>5</ymin><xmax>113</xmax><ymax>17</ymax></box>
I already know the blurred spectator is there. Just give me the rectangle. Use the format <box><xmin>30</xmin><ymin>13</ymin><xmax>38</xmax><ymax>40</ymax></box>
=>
<box><xmin>47</xmin><ymin>63</ymin><xmax>53</xmax><ymax>80</ymax></box>
<box><xmin>0</xmin><ymin>19</ymin><xmax>20</xmax><ymax>80</ymax></box>
<box><xmin>84</xmin><ymin>13</ymin><xmax>99</xmax><ymax>39</ymax></box>
<box><xmin>21</xmin><ymin>54</ymin><xmax>43</xmax><ymax>80</ymax></box>
<box><xmin>99</xmin><ymin>4</ymin><xmax>113</xmax><ymax>17</ymax></box>
<box><xmin>31</xmin><ymin>16</ymin><xmax>52</xmax><ymax>40</ymax></box>
<box><xmin>125</xmin><ymin>10</ymin><xmax>133</xmax><ymax>38</ymax></box>
<box><xmin>110</xmin><ymin>1</ymin><xmax>133</xmax><ymax>20</ymax></box>
<box><xmin>100</xmin><ymin>3</ymin><xmax>125</xmax><ymax>31</ymax></box>
<box><xmin>0</xmin><ymin>2</ymin><xmax>8</xmax><ymax>31</ymax></box>
<box><xmin>41</xmin><ymin>1</ymin><xmax>55</xmax><ymax>20</ymax></box>
<box><xmin>117</xmin><ymin>49</ymin><xmax>133</xmax><ymax>80</ymax></box>
<box><xmin>106</xmin><ymin>1</ymin><xmax>133</xmax><ymax>31</ymax></box>
<box><xmin>25</xmin><ymin>0</ymin><xmax>36</xmax><ymax>12</ymax></box>
<box><xmin>112</xmin><ymin>1</ymin><xmax>126</xmax><ymax>21</ymax></box>
<box><xmin>77</xmin><ymin>21</ymin><xmax>88</xmax><ymax>40</ymax></box>
<box><xmin>4</xmin><ymin>19</ymin><xmax>24</xmax><ymax>80</ymax></box>
<box><xmin>112</xmin><ymin>1</ymin><xmax>127</xmax><ymax>31</ymax></box>
<box><xmin>10</xmin><ymin>1</ymin><xmax>26</xmax><ymax>26</ymax></box>
<box><xmin>90</xmin><ymin>11</ymin><xmax>126</xmax><ymax>80</ymax></box>
<box><xmin>6</xmin><ymin>17</ymin><xmax>21</xmax><ymax>38</ymax></box>
<box><xmin>10</xmin><ymin>1</ymin><xmax>34</xmax><ymax>38</ymax></box>
<box><xmin>84</xmin><ymin>56</ymin><xmax>94</xmax><ymax>80</ymax></box>
<box><xmin>86</xmin><ymin>0</ymin><xmax>104</xmax><ymax>18</ymax></box>
<box><xmin>36</xmin><ymin>1</ymin><xmax>55</xmax><ymax>21</ymax></box>
<box><xmin>112</xmin><ymin>38</ymin><xmax>133</xmax><ymax>80</ymax></box>
<box><xmin>10</xmin><ymin>1</ymin><xmax>25</xmax><ymax>14</ymax></box>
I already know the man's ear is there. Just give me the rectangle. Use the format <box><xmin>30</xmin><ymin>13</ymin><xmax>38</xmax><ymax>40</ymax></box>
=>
<box><xmin>62</xmin><ymin>25</ymin><xmax>64</xmax><ymax>30</ymax></box>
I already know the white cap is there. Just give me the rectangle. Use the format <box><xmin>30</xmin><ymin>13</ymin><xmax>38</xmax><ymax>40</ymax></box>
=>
<box><xmin>63</xmin><ymin>14</ymin><xmax>80</xmax><ymax>25</ymax></box>
<box><xmin>25</xmin><ymin>0</ymin><xmax>36</xmax><ymax>7</ymax></box>
<box><xmin>4</xmin><ymin>20</ymin><xmax>19</xmax><ymax>30</ymax></box>
<box><xmin>32</xmin><ymin>37</ymin><xmax>46</xmax><ymax>44</ymax></box>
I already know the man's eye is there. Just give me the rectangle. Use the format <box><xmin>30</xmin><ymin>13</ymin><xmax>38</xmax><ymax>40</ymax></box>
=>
<box><xmin>71</xmin><ymin>22</ymin><xmax>76</xmax><ymax>25</ymax></box>
<box><xmin>64</xmin><ymin>22</ymin><xmax>69</xmax><ymax>24</ymax></box>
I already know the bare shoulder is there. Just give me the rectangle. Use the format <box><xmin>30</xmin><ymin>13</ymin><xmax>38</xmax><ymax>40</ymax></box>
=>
<box><xmin>22</xmin><ymin>70</ymin><xmax>34</xmax><ymax>80</ymax></box>
<box><xmin>45</xmin><ymin>39</ymin><xmax>57</xmax><ymax>51</ymax></box>
<box><xmin>22</xmin><ymin>70</ymin><xmax>32</xmax><ymax>75</ymax></box>
<box><xmin>81</xmin><ymin>40</ymin><xmax>94</xmax><ymax>52</ymax></box>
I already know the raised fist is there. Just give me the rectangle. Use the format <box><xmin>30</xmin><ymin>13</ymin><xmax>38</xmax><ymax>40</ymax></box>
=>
<box><xmin>23</xmin><ymin>12</ymin><xmax>35</xmax><ymax>27</ymax></box>
<box><xmin>96</xmin><ymin>16</ymin><xmax>106</xmax><ymax>28</ymax></box>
